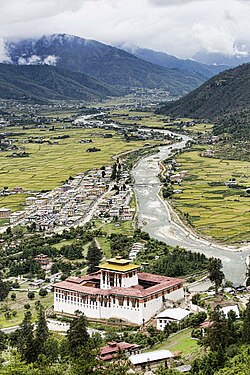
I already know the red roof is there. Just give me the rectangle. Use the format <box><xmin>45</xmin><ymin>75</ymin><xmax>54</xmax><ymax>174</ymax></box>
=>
<box><xmin>100</xmin><ymin>341</ymin><xmax>140</xmax><ymax>360</ymax></box>
<box><xmin>53</xmin><ymin>271</ymin><xmax>184</xmax><ymax>299</ymax></box>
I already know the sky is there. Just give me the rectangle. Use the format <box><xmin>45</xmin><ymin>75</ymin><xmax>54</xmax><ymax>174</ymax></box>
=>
<box><xmin>1</xmin><ymin>0</ymin><xmax>250</xmax><ymax>59</ymax></box>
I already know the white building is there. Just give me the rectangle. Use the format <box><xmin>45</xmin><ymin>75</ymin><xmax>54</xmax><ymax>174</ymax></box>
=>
<box><xmin>221</xmin><ymin>305</ymin><xmax>240</xmax><ymax>319</ymax></box>
<box><xmin>53</xmin><ymin>257</ymin><xmax>185</xmax><ymax>325</ymax></box>
<box><xmin>129</xmin><ymin>350</ymin><xmax>173</xmax><ymax>373</ymax></box>
<box><xmin>156</xmin><ymin>308</ymin><xmax>192</xmax><ymax>331</ymax></box>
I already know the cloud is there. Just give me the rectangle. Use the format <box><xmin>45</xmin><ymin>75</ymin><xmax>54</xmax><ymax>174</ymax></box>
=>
<box><xmin>0</xmin><ymin>37</ymin><xmax>10</xmax><ymax>62</ymax></box>
<box><xmin>17</xmin><ymin>54</ymin><xmax>58</xmax><ymax>65</ymax></box>
<box><xmin>0</xmin><ymin>0</ymin><xmax>250</xmax><ymax>58</ymax></box>
<box><xmin>43</xmin><ymin>55</ymin><xmax>58</xmax><ymax>65</ymax></box>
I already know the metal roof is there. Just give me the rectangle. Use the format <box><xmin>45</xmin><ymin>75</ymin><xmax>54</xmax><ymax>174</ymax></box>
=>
<box><xmin>129</xmin><ymin>350</ymin><xmax>173</xmax><ymax>365</ymax></box>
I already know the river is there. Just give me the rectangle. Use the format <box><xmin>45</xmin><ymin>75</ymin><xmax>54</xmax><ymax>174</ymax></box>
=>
<box><xmin>131</xmin><ymin>135</ymin><xmax>249</xmax><ymax>284</ymax></box>
<box><xmin>75</xmin><ymin>114</ymin><xmax>249</xmax><ymax>283</ymax></box>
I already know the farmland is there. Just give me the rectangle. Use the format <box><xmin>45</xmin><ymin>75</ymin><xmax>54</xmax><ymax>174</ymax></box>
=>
<box><xmin>171</xmin><ymin>147</ymin><xmax>250</xmax><ymax>243</ymax></box>
<box><xmin>0</xmin><ymin>125</ymin><xmax>159</xmax><ymax>211</ymax></box>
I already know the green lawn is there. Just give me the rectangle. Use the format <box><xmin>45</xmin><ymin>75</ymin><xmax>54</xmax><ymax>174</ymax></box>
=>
<box><xmin>0</xmin><ymin>290</ymin><xmax>54</xmax><ymax>328</ymax></box>
<box><xmin>172</xmin><ymin>148</ymin><xmax>250</xmax><ymax>243</ymax></box>
<box><xmin>94</xmin><ymin>219</ymin><xmax>134</xmax><ymax>236</ymax></box>
<box><xmin>150</xmin><ymin>328</ymin><xmax>198</xmax><ymax>356</ymax></box>
<box><xmin>52</xmin><ymin>239</ymin><xmax>75</xmax><ymax>250</ymax></box>
<box><xmin>96</xmin><ymin>236</ymin><xmax>111</xmax><ymax>259</ymax></box>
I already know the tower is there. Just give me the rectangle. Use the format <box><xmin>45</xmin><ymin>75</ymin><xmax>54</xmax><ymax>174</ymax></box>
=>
<box><xmin>99</xmin><ymin>256</ymin><xmax>140</xmax><ymax>289</ymax></box>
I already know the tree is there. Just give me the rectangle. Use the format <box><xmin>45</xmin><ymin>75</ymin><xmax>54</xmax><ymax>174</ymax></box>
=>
<box><xmin>11</xmin><ymin>292</ymin><xmax>16</xmax><ymax>301</ymax></box>
<box><xmin>0</xmin><ymin>330</ymin><xmax>7</xmax><ymax>352</ymax></box>
<box><xmin>67</xmin><ymin>314</ymin><xmax>90</xmax><ymax>358</ymax></box>
<box><xmin>242</xmin><ymin>299</ymin><xmax>250</xmax><ymax>343</ymax></box>
<box><xmin>208</xmin><ymin>258</ymin><xmax>225</xmax><ymax>294</ymax></box>
<box><xmin>27</xmin><ymin>291</ymin><xmax>35</xmax><ymax>300</ymax></box>
<box><xmin>203</xmin><ymin>306</ymin><xmax>233</xmax><ymax>351</ymax></box>
<box><xmin>44</xmin><ymin>337</ymin><xmax>59</xmax><ymax>364</ymax></box>
<box><xmin>39</xmin><ymin>288</ymin><xmax>48</xmax><ymax>297</ymax></box>
<box><xmin>35</xmin><ymin>304</ymin><xmax>49</xmax><ymax>356</ymax></box>
<box><xmin>86</xmin><ymin>240</ymin><xmax>102</xmax><ymax>274</ymax></box>
<box><xmin>16</xmin><ymin>310</ymin><xmax>36</xmax><ymax>363</ymax></box>
<box><xmin>0</xmin><ymin>276</ymin><xmax>11</xmax><ymax>301</ymax></box>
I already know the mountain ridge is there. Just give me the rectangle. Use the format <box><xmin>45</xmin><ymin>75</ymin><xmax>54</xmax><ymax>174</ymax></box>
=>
<box><xmin>4</xmin><ymin>34</ymin><xmax>220</xmax><ymax>95</ymax></box>
<box><xmin>119</xmin><ymin>45</ymin><xmax>228</xmax><ymax>81</ymax></box>
<box><xmin>0</xmin><ymin>63</ymin><xmax>124</xmax><ymax>102</ymax></box>
<box><xmin>157</xmin><ymin>63</ymin><xmax>250</xmax><ymax>140</ymax></box>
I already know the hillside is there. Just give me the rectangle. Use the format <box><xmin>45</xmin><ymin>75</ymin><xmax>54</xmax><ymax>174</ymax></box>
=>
<box><xmin>121</xmin><ymin>45</ymin><xmax>227</xmax><ymax>81</ymax></box>
<box><xmin>157</xmin><ymin>63</ymin><xmax>250</xmax><ymax>139</ymax></box>
<box><xmin>0</xmin><ymin>63</ymin><xmax>123</xmax><ymax>102</ymax></box>
<box><xmin>6</xmin><ymin>34</ymin><xmax>205</xmax><ymax>95</ymax></box>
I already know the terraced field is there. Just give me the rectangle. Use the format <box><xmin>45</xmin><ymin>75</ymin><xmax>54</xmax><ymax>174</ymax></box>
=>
<box><xmin>0</xmin><ymin>125</ymin><xmax>159</xmax><ymax>211</ymax></box>
<box><xmin>172</xmin><ymin>148</ymin><xmax>250</xmax><ymax>243</ymax></box>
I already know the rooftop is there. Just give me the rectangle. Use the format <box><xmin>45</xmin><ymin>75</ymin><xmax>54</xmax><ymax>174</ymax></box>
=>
<box><xmin>99</xmin><ymin>256</ymin><xmax>140</xmax><ymax>272</ymax></box>
<box><xmin>129</xmin><ymin>350</ymin><xmax>173</xmax><ymax>365</ymax></box>
<box><xmin>157</xmin><ymin>308</ymin><xmax>191</xmax><ymax>321</ymax></box>
<box><xmin>53</xmin><ymin>271</ymin><xmax>184</xmax><ymax>298</ymax></box>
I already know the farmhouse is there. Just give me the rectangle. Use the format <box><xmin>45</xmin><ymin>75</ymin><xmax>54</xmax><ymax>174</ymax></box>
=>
<box><xmin>53</xmin><ymin>257</ymin><xmax>185</xmax><ymax>325</ymax></box>
<box><xmin>100</xmin><ymin>341</ymin><xmax>140</xmax><ymax>361</ymax></box>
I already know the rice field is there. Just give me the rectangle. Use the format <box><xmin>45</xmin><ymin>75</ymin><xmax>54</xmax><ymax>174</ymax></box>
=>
<box><xmin>0</xmin><ymin>125</ymin><xmax>159</xmax><ymax>210</ymax></box>
<box><xmin>172</xmin><ymin>148</ymin><xmax>250</xmax><ymax>243</ymax></box>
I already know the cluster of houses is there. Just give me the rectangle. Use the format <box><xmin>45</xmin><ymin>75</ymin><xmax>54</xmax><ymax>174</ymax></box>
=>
<box><xmin>3</xmin><ymin>167</ymin><xmax>114</xmax><ymax>229</ymax></box>
<box><xmin>95</xmin><ymin>170</ymin><xmax>135</xmax><ymax>221</ymax></box>
<box><xmin>2</xmin><ymin>162</ymin><xmax>137</xmax><ymax>229</ymax></box>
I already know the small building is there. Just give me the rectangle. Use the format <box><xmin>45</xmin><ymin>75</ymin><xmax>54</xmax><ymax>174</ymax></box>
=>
<box><xmin>156</xmin><ymin>308</ymin><xmax>192</xmax><ymax>331</ymax></box>
<box><xmin>29</xmin><ymin>279</ymin><xmax>45</xmax><ymax>288</ymax></box>
<box><xmin>12</xmin><ymin>186</ymin><xmax>23</xmax><ymax>193</ymax></box>
<box><xmin>34</xmin><ymin>254</ymin><xmax>52</xmax><ymax>271</ymax></box>
<box><xmin>129</xmin><ymin>350</ymin><xmax>173</xmax><ymax>373</ymax></box>
<box><xmin>100</xmin><ymin>341</ymin><xmax>140</xmax><ymax>361</ymax></box>
<box><xmin>221</xmin><ymin>305</ymin><xmax>240</xmax><ymax>319</ymax></box>
<box><xmin>0</xmin><ymin>207</ymin><xmax>11</xmax><ymax>219</ymax></box>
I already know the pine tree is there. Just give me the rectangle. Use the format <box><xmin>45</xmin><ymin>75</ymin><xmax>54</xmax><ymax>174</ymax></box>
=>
<box><xmin>243</xmin><ymin>299</ymin><xmax>250</xmax><ymax>343</ymax></box>
<box><xmin>35</xmin><ymin>304</ymin><xmax>49</xmax><ymax>356</ymax></box>
<box><xmin>203</xmin><ymin>306</ymin><xmax>232</xmax><ymax>351</ymax></box>
<box><xmin>0</xmin><ymin>276</ymin><xmax>11</xmax><ymax>301</ymax></box>
<box><xmin>86</xmin><ymin>240</ymin><xmax>103</xmax><ymax>274</ymax></box>
<box><xmin>208</xmin><ymin>258</ymin><xmax>225</xmax><ymax>294</ymax></box>
<box><xmin>17</xmin><ymin>310</ymin><xmax>36</xmax><ymax>363</ymax></box>
<box><xmin>67</xmin><ymin>314</ymin><xmax>90</xmax><ymax>358</ymax></box>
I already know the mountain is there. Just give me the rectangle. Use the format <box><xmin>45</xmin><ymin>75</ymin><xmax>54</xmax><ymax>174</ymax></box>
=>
<box><xmin>157</xmin><ymin>64</ymin><xmax>250</xmax><ymax>139</ymax></box>
<box><xmin>6</xmin><ymin>34</ymin><xmax>210</xmax><ymax>95</ymax></box>
<box><xmin>120</xmin><ymin>45</ymin><xmax>227</xmax><ymax>81</ymax></box>
<box><xmin>193</xmin><ymin>48</ymin><xmax>250</xmax><ymax>67</ymax></box>
<box><xmin>0</xmin><ymin>63</ymin><xmax>124</xmax><ymax>102</ymax></box>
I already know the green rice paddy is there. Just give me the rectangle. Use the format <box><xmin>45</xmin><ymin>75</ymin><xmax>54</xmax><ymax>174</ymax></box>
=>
<box><xmin>0</xmin><ymin>125</ymin><xmax>158</xmax><ymax>211</ymax></box>
<box><xmin>172</xmin><ymin>148</ymin><xmax>250</xmax><ymax>243</ymax></box>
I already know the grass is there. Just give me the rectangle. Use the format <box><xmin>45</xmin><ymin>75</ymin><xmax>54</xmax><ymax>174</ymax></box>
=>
<box><xmin>186</xmin><ymin>123</ymin><xmax>213</xmax><ymax>133</ymax></box>
<box><xmin>94</xmin><ymin>219</ymin><xmax>134</xmax><ymax>236</ymax></box>
<box><xmin>149</xmin><ymin>328</ymin><xmax>198</xmax><ymax>356</ymax></box>
<box><xmin>0</xmin><ymin>290</ymin><xmax>54</xmax><ymax>328</ymax></box>
<box><xmin>172</xmin><ymin>147</ymin><xmax>250</xmax><ymax>243</ymax></box>
<box><xmin>96</xmin><ymin>236</ymin><xmax>111</xmax><ymax>259</ymax></box>
<box><xmin>51</xmin><ymin>239</ymin><xmax>75</xmax><ymax>250</ymax></box>
<box><xmin>0</xmin><ymin>125</ymin><xmax>159</xmax><ymax>210</ymax></box>
<box><xmin>0</xmin><ymin>194</ymin><xmax>27</xmax><ymax>212</ymax></box>
<box><xmin>109</xmin><ymin>109</ymin><xmax>170</xmax><ymax>129</ymax></box>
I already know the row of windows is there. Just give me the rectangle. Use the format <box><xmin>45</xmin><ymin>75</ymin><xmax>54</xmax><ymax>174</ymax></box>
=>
<box><xmin>55</xmin><ymin>298</ymin><xmax>140</xmax><ymax>311</ymax></box>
